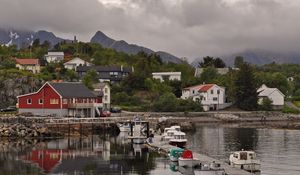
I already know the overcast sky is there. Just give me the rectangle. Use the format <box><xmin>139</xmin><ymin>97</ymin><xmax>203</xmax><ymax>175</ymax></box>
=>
<box><xmin>1</xmin><ymin>0</ymin><xmax>300</xmax><ymax>60</ymax></box>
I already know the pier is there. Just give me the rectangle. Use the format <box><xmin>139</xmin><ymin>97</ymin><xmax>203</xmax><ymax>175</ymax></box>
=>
<box><xmin>146</xmin><ymin>135</ymin><xmax>254</xmax><ymax>175</ymax></box>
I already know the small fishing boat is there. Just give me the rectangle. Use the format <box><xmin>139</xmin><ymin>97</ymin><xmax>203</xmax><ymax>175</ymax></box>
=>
<box><xmin>194</xmin><ymin>162</ymin><xmax>225</xmax><ymax>175</ymax></box>
<box><xmin>178</xmin><ymin>149</ymin><xmax>200</xmax><ymax>167</ymax></box>
<box><xmin>169</xmin><ymin>131</ymin><xmax>187</xmax><ymax>148</ymax></box>
<box><xmin>117</xmin><ymin>123</ymin><xmax>131</xmax><ymax>132</ymax></box>
<box><xmin>229</xmin><ymin>150</ymin><xmax>260</xmax><ymax>172</ymax></box>
<box><xmin>169</xmin><ymin>147</ymin><xmax>184</xmax><ymax>162</ymax></box>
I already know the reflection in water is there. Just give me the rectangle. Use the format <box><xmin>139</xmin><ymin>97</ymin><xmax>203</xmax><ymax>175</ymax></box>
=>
<box><xmin>0</xmin><ymin>134</ymin><xmax>165</xmax><ymax>175</ymax></box>
<box><xmin>0</xmin><ymin>125</ymin><xmax>300</xmax><ymax>175</ymax></box>
<box><xmin>187</xmin><ymin>125</ymin><xmax>300</xmax><ymax>175</ymax></box>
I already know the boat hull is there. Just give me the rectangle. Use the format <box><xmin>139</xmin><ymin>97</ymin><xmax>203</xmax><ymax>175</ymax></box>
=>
<box><xmin>194</xmin><ymin>170</ymin><xmax>225</xmax><ymax>175</ymax></box>
<box><xmin>169</xmin><ymin>141</ymin><xmax>186</xmax><ymax>148</ymax></box>
<box><xmin>178</xmin><ymin>158</ymin><xmax>200</xmax><ymax>167</ymax></box>
<box><xmin>230</xmin><ymin>162</ymin><xmax>260</xmax><ymax>172</ymax></box>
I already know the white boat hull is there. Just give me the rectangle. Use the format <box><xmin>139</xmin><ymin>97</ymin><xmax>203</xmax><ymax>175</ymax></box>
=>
<box><xmin>170</xmin><ymin>156</ymin><xmax>178</xmax><ymax>162</ymax></box>
<box><xmin>230</xmin><ymin>162</ymin><xmax>260</xmax><ymax>172</ymax></box>
<box><xmin>132</xmin><ymin>138</ymin><xmax>146</xmax><ymax>144</ymax></box>
<box><xmin>178</xmin><ymin>158</ymin><xmax>200</xmax><ymax>167</ymax></box>
<box><xmin>194</xmin><ymin>170</ymin><xmax>225</xmax><ymax>175</ymax></box>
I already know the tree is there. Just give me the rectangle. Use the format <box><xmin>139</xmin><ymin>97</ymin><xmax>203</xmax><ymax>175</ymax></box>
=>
<box><xmin>199</xmin><ymin>56</ymin><xmax>214</xmax><ymax>68</ymax></box>
<box><xmin>200</xmin><ymin>67</ymin><xmax>218</xmax><ymax>83</ymax></box>
<box><xmin>234</xmin><ymin>63</ymin><xmax>258</xmax><ymax>110</ymax></box>
<box><xmin>82</xmin><ymin>69</ymin><xmax>99</xmax><ymax>90</ymax></box>
<box><xmin>234</xmin><ymin>56</ymin><xmax>244</xmax><ymax>68</ymax></box>
<box><xmin>214</xmin><ymin>57</ymin><xmax>226</xmax><ymax>68</ymax></box>
<box><xmin>260</xmin><ymin>97</ymin><xmax>273</xmax><ymax>111</ymax></box>
<box><xmin>199</xmin><ymin>56</ymin><xmax>226</xmax><ymax>68</ymax></box>
<box><xmin>153</xmin><ymin>92</ymin><xmax>178</xmax><ymax>112</ymax></box>
<box><xmin>65</xmin><ymin>69</ymin><xmax>78</xmax><ymax>82</ymax></box>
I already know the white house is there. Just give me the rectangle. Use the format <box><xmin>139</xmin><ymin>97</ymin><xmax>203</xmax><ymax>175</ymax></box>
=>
<box><xmin>15</xmin><ymin>58</ymin><xmax>40</xmax><ymax>74</ymax></box>
<box><xmin>257</xmin><ymin>84</ymin><xmax>285</xmax><ymax>107</ymax></box>
<box><xmin>44</xmin><ymin>52</ymin><xmax>64</xmax><ymax>63</ymax></box>
<box><xmin>181</xmin><ymin>84</ymin><xmax>226</xmax><ymax>111</ymax></box>
<box><xmin>94</xmin><ymin>82</ymin><xmax>111</xmax><ymax>110</ymax></box>
<box><xmin>152</xmin><ymin>72</ymin><xmax>181</xmax><ymax>82</ymax></box>
<box><xmin>64</xmin><ymin>57</ymin><xmax>92</xmax><ymax>71</ymax></box>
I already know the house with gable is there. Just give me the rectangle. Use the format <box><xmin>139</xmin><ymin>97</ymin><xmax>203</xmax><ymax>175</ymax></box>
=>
<box><xmin>64</xmin><ymin>57</ymin><xmax>93</xmax><ymax>71</ymax></box>
<box><xmin>257</xmin><ymin>84</ymin><xmax>285</xmax><ymax>108</ymax></box>
<box><xmin>15</xmin><ymin>58</ymin><xmax>40</xmax><ymax>73</ymax></box>
<box><xmin>93</xmin><ymin>82</ymin><xmax>111</xmax><ymax>110</ymax></box>
<box><xmin>44</xmin><ymin>52</ymin><xmax>64</xmax><ymax>63</ymax></box>
<box><xmin>181</xmin><ymin>84</ymin><xmax>227</xmax><ymax>111</ymax></box>
<box><xmin>17</xmin><ymin>82</ymin><xmax>103</xmax><ymax>117</ymax></box>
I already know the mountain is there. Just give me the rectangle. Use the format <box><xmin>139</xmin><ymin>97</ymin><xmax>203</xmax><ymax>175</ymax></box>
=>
<box><xmin>90</xmin><ymin>31</ymin><xmax>182</xmax><ymax>64</ymax></box>
<box><xmin>0</xmin><ymin>29</ymin><xmax>67</xmax><ymax>49</ymax></box>
<box><xmin>191</xmin><ymin>49</ymin><xmax>300</xmax><ymax>67</ymax></box>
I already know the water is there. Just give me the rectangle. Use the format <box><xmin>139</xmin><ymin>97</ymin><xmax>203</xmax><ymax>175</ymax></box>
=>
<box><xmin>0</xmin><ymin>125</ymin><xmax>300</xmax><ymax>175</ymax></box>
<box><xmin>186</xmin><ymin>124</ymin><xmax>300</xmax><ymax>175</ymax></box>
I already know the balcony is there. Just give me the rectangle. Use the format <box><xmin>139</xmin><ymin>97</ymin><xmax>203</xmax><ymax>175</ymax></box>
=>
<box><xmin>68</xmin><ymin>103</ymin><xmax>102</xmax><ymax>108</ymax></box>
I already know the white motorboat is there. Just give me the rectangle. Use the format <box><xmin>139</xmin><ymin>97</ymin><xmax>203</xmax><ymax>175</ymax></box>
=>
<box><xmin>178</xmin><ymin>150</ymin><xmax>200</xmax><ymax>167</ymax></box>
<box><xmin>117</xmin><ymin>123</ymin><xmax>131</xmax><ymax>132</ymax></box>
<box><xmin>169</xmin><ymin>131</ymin><xmax>187</xmax><ymax>148</ymax></box>
<box><xmin>128</xmin><ymin>119</ymin><xmax>147</xmax><ymax>144</ymax></box>
<box><xmin>229</xmin><ymin>150</ymin><xmax>260</xmax><ymax>172</ymax></box>
<box><xmin>194</xmin><ymin>162</ymin><xmax>225</xmax><ymax>175</ymax></box>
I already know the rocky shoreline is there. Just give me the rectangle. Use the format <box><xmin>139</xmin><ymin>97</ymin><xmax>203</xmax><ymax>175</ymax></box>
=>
<box><xmin>0</xmin><ymin>123</ymin><xmax>62</xmax><ymax>138</ymax></box>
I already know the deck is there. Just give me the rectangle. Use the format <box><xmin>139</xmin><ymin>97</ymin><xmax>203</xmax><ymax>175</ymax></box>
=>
<box><xmin>146</xmin><ymin>135</ymin><xmax>254</xmax><ymax>175</ymax></box>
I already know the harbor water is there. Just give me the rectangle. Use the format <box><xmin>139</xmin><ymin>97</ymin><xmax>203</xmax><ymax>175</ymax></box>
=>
<box><xmin>0</xmin><ymin>124</ymin><xmax>300</xmax><ymax>175</ymax></box>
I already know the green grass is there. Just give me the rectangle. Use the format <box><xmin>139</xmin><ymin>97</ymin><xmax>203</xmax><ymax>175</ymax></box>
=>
<box><xmin>282</xmin><ymin>105</ymin><xmax>300</xmax><ymax>114</ymax></box>
<box><xmin>293</xmin><ymin>101</ymin><xmax>300</xmax><ymax>108</ymax></box>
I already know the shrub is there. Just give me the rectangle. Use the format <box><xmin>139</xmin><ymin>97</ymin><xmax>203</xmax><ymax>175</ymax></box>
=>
<box><xmin>282</xmin><ymin>106</ymin><xmax>300</xmax><ymax>114</ymax></box>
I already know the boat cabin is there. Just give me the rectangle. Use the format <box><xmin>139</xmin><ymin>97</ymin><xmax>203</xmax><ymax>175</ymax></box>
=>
<box><xmin>232</xmin><ymin>151</ymin><xmax>257</xmax><ymax>160</ymax></box>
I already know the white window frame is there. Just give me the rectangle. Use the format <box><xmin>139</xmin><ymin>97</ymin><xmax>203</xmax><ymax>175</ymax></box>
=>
<box><xmin>27</xmin><ymin>99</ymin><xmax>32</xmax><ymax>104</ymax></box>
<box><xmin>38</xmin><ymin>99</ymin><xmax>43</xmax><ymax>104</ymax></box>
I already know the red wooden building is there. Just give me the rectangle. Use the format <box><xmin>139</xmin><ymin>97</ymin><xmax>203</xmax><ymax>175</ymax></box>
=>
<box><xmin>17</xmin><ymin>82</ymin><xmax>103</xmax><ymax>117</ymax></box>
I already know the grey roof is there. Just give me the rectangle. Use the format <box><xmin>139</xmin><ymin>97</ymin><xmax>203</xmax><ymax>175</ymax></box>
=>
<box><xmin>49</xmin><ymin>82</ymin><xmax>97</xmax><ymax>98</ymax></box>
<box><xmin>76</xmin><ymin>65</ymin><xmax>132</xmax><ymax>73</ymax></box>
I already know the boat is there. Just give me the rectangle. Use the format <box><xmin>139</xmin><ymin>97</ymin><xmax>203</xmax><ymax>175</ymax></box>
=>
<box><xmin>162</xmin><ymin>125</ymin><xmax>182</xmax><ymax>140</ymax></box>
<box><xmin>169</xmin><ymin>131</ymin><xmax>187</xmax><ymax>148</ymax></box>
<box><xmin>128</xmin><ymin>117</ymin><xmax>147</xmax><ymax>144</ymax></box>
<box><xmin>169</xmin><ymin>147</ymin><xmax>184</xmax><ymax>162</ymax></box>
<box><xmin>194</xmin><ymin>162</ymin><xmax>225</xmax><ymax>175</ymax></box>
<box><xmin>229</xmin><ymin>150</ymin><xmax>261</xmax><ymax>172</ymax></box>
<box><xmin>178</xmin><ymin>149</ymin><xmax>200</xmax><ymax>167</ymax></box>
<box><xmin>117</xmin><ymin>123</ymin><xmax>131</xmax><ymax>132</ymax></box>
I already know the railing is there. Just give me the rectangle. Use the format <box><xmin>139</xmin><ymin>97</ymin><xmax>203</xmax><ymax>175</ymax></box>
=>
<box><xmin>68</xmin><ymin>103</ymin><xmax>101</xmax><ymax>108</ymax></box>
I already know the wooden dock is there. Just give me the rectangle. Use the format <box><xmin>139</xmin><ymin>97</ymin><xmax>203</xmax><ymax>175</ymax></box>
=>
<box><xmin>146</xmin><ymin>135</ymin><xmax>254</xmax><ymax>175</ymax></box>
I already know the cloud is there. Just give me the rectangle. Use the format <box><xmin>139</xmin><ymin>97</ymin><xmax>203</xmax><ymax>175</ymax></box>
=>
<box><xmin>1</xmin><ymin>0</ymin><xmax>300</xmax><ymax>60</ymax></box>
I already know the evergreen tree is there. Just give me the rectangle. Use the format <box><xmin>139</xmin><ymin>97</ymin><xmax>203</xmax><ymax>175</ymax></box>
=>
<box><xmin>234</xmin><ymin>63</ymin><xmax>258</xmax><ymax>110</ymax></box>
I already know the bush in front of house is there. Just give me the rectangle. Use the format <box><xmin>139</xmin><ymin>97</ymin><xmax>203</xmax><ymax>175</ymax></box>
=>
<box><xmin>152</xmin><ymin>92</ymin><xmax>203</xmax><ymax>112</ymax></box>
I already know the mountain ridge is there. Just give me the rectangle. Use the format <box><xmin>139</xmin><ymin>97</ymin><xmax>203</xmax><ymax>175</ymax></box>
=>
<box><xmin>191</xmin><ymin>49</ymin><xmax>300</xmax><ymax>67</ymax></box>
<box><xmin>90</xmin><ymin>30</ymin><xmax>182</xmax><ymax>63</ymax></box>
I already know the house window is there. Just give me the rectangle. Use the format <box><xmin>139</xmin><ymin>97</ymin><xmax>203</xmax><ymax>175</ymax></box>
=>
<box><xmin>104</xmin><ymin>88</ymin><xmax>108</xmax><ymax>93</ymax></box>
<box><xmin>38</xmin><ymin>99</ymin><xmax>43</xmax><ymax>104</ymax></box>
<box><xmin>27</xmin><ymin>99</ymin><xmax>32</xmax><ymax>104</ymax></box>
<box><xmin>104</xmin><ymin>95</ymin><xmax>108</xmax><ymax>101</ymax></box>
<box><xmin>193</xmin><ymin>90</ymin><xmax>195</xmax><ymax>94</ymax></box>
<box><xmin>63</xmin><ymin>99</ymin><xmax>68</xmax><ymax>104</ymax></box>
<box><xmin>217</xmin><ymin>90</ymin><xmax>220</xmax><ymax>94</ymax></box>
<box><xmin>50</xmin><ymin>99</ymin><xmax>59</xmax><ymax>104</ymax></box>
<box><xmin>213</xmin><ymin>97</ymin><xmax>218</xmax><ymax>101</ymax></box>
<box><xmin>211</xmin><ymin>90</ymin><xmax>214</xmax><ymax>94</ymax></box>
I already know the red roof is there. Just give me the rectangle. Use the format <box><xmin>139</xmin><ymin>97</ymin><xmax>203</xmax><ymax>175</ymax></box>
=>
<box><xmin>199</xmin><ymin>84</ymin><xmax>215</xmax><ymax>92</ymax></box>
<box><xmin>184</xmin><ymin>84</ymin><xmax>215</xmax><ymax>92</ymax></box>
<box><xmin>16</xmin><ymin>58</ymin><xmax>39</xmax><ymax>65</ymax></box>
